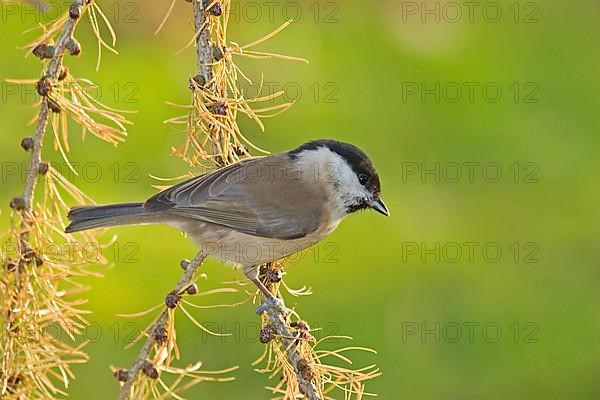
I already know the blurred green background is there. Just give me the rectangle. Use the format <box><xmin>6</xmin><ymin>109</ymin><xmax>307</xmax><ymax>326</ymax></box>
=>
<box><xmin>1</xmin><ymin>0</ymin><xmax>599</xmax><ymax>398</ymax></box>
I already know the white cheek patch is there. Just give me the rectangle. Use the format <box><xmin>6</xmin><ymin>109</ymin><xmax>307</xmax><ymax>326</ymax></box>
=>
<box><xmin>332</xmin><ymin>154</ymin><xmax>365</xmax><ymax>196</ymax></box>
<box><xmin>294</xmin><ymin>147</ymin><xmax>369</xmax><ymax>214</ymax></box>
<box><xmin>293</xmin><ymin>146</ymin><xmax>339</xmax><ymax>185</ymax></box>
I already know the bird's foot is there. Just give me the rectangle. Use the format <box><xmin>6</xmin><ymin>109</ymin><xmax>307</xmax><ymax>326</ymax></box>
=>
<box><xmin>255</xmin><ymin>296</ymin><xmax>287</xmax><ymax>315</ymax></box>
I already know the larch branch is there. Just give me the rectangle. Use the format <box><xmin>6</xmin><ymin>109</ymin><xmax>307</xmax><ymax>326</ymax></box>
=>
<box><xmin>116</xmin><ymin>252</ymin><xmax>207</xmax><ymax>400</ymax></box>
<box><xmin>22</xmin><ymin>0</ymin><xmax>85</xmax><ymax>230</ymax></box>
<box><xmin>192</xmin><ymin>0</ymin><xmax>214</xmax><ymax>86</ymax></box>
<box><xmin>264</xmin><ymin>304</ymin><xmax>322</xmax><ymax>399</ymax></box>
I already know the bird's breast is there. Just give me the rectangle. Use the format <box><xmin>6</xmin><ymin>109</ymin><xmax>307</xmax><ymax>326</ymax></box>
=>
<box><xmin>176</xmin><ymin>219</ymin><xmax>339</xmax><ymax>267</ymax></box>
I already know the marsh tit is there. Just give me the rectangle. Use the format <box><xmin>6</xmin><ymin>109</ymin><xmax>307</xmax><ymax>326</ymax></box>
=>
<box><xmin>66</xmin><ymin>139</ymin><xmax>389</xmax><ymax>302</ymax></box>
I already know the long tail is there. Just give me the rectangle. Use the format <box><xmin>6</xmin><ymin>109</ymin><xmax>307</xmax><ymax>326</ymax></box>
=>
<box><xmin>65</xmin><ymin>202</ymin><xmax>157</xmax><ymax>233</ymax></box>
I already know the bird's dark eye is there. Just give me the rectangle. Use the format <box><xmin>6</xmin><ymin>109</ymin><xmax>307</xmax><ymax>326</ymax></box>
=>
<box><xmin>358</xmin><ymin>174</ymin><xmax>369</xmax><ymax>185</ymax></box>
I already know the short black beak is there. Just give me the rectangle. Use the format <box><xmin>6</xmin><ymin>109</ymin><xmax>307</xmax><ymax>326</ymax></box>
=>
<box><xmin>368</xmin><ymin>197</ymin><xmax>390</xmax><ymax>216</ymax></box>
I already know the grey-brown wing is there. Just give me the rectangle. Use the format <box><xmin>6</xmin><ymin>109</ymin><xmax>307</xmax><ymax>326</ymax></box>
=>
<box><xmin>144</xmin><ymin>156</ymin><xmax>323</xmax><ymax>239</ymax></box>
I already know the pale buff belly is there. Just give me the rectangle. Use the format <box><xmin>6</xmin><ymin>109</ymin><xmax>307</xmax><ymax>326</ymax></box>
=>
<box><xmin>171</xmin><ymin>219</ymin><xmax>341</xmax><ymax>267</ymax></box>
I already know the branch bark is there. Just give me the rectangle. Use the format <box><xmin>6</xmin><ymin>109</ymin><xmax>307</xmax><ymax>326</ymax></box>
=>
<box><xmin>264</xmin><ymin>305</ymin><xmax>322</xmax><ymax>399</ymax></box>
<box><xmin>190</xmin><ymin>2</ymin><xmax>321</xmax><ymax>398</ymax></box>
<box><xmin>2</xmin><ymin>1</ymin><xmax>87</xmax><ymax>395</ymax></box>
<box><xmin>192</xmin><ymin>0</ymin><xmax>214</xmax><ymax>87</ymax></box>
<box><xmin>117</xmin><ymin>3</ymin><xmax>215</xmax><ymax>398</ymax></box>
<box><xmin>116</xmin><ymin>252</ymin><xmax>207</xmax><ymax>400</ymax></box>
<box><xmin>10</xmin><ymin>0</ymin><xmax>84</xmax><ymax>322</ymax></box>
<box><xmin>7</xmin><ymin>0</ymin><xmax>83</xmax><ymax>327</ymax></box>
<box><xmin>120</xmin><ymin>2</ymin><xmax>320</xmax><ymax>398</ymax></box>
<box><xmin>22</xmin><ymin>0</ymin><xmax>85</xmax><ymax>230</ymax></box>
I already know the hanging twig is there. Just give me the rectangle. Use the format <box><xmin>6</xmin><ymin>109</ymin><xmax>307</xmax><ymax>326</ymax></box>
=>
<box><xmin>2</xmin><ymin>1</ymin><xmax>98</xmax><ymax>398</ymax></box>
<box><xmin>22</xmin><ymin>0</ymin><xmax>86</xmax><ymax>234</ymax></box>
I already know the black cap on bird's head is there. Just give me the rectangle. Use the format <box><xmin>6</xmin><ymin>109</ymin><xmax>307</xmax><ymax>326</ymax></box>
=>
<box><xmin>290</xmin><ymin>139</ymin><xmax>389</xmax><ymax>216</ymax></box>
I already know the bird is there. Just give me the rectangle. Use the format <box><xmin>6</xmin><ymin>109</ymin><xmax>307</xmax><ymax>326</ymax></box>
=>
<box><xmin>65</xmin><ymin>139</ymin><xmax>389</xmax><ymax>309</ymax></box>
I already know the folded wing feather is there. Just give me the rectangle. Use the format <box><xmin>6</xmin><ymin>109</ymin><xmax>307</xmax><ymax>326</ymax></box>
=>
<box><xmin>144</xmin><ymin>155</ymin><xmax>323</xmax><ymax>240</ymax></box>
